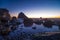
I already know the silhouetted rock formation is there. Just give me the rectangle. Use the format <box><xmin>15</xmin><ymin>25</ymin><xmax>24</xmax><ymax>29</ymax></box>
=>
<box><xmin>0</xmin><ymin>8</ymin><xmax>11</xmax><ymax>35</ymax></box>
<box><xmin>12</xmin><ymin>16</ymin><xmax>17</xmax><ymax>20</ymax></box>
<box><xmin>18</xmin><ymin>12</ymin><xmax>28</xmax><ymax>20</ymax></box>
<box><xmin>40</xmin><ymin>17</ymin><xmax>42</xmax><ymax>19</ymax></box>
<box><xmin>0</xmin><ymin>8</ymin><xmax>11</xmax><ymax>25</ymax></box>
<box><xmin>43</xmin><ymin>20</ymin><xmax>53</xmax><ymax>28</ymax></box>
<box><xmin>10</xmin><ymin>16</ymin><xmax>17</xmax><ymax>24</ymax></box>
<box><xmin>10</xmin><ymin>16</ymin><xmax>17</xmax><ymax>31</ymax></box>
<box><xmin>0</xmin><ymin>8</ymin><xmax>11</xmax><ymax>20</ymax></box>
<box><xmin>24</xmin><ymin>19</ymin><xmax>33</xmax><ymax>27</ymax></box>
<box><xmin>18</xmin><ymin>12</ymin><xmax>33</xmax><ymax>27</ymax></box>
<box><xmin>17</xmin><ymin>12</ymin><xmax>29</xmax><ymax>25</ymax></box>
<box><xmin>34</xmin><ymin>20</ymin><xmax>43</xmax><ymax>25</ymax></box>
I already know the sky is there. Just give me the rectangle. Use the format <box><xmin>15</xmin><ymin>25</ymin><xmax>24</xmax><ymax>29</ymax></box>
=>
<box><xmin>0</xmin><ymin>0</ymin><xmax>60</xmax><ymax>18</ymax></box>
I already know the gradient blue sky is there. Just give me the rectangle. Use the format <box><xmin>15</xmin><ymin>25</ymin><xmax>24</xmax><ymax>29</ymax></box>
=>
<box><xmin>0</xmin><ymin>0</ymin><xmax>60</xmax><ymax>18</ymax></box>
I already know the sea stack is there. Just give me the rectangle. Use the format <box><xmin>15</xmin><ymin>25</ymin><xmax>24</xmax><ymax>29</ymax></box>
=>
<box><xmin>18</xmin><ymin>12</ymin><xmax>33</xmax><ymax>27</ymax></box>
<box><xmin>17</xmin><ymin>12</ymin><xmax>28</xmax><ymax>24</ymax></box>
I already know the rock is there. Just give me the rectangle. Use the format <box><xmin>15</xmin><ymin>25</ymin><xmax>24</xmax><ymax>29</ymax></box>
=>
<box><xmin>24</xmin><ymin>19</ymin><xmax>33</xmax><ymax>27</ymax></box>
<box><xmin>32</xmin><ymin>27</ymin><xmax>36</xmax><ymax>29</ymax></box>
<box><xmin>0</xmin><ymin>8</ymin><xmax>11</xmax><ymax>35</ymax></box>
<box><xmin>34</xmin><ymin>20</ymin><xmax>43</xmax><ymax>25</ymax></box>
<box><xmin>0</xmin><ymin>8</ymin><xmax>11</xmax><ymax>20</ymax></box>
<box><xmin>17</xmin><ymin>12</ymin><xmax>29</xmax><ymax>25</ymax></box>
<box><xmin>18</xmin><ymin>12</ymin><xmax>28</xmax><ymax>20</ymax></box>
<box><xmin>43</xmin><ymin>20</ymin><xmax>53</xmax><ymax>28</ymax></box>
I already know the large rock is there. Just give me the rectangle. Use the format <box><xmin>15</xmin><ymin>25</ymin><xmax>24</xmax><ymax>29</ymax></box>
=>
<box><xmin>0</xmin><ymin>8</ymin><xmax>11</xmax><ymax>20</ymax></box>
<box><xmin>10</xmin><ymin>16</ymin><xmax>17</xmax><ymax>24</ymax></box>
<box><xmin>10</xmin><ymin>16</ymin><xmax>18</xmax><ymax>31</ymax></box>
<box><xmin>17</xmin><ymin>12</ymin><xmax>29</xmax><ymax>24</ymax></box>
<box><xmin>18</xmin><ymin>12</ymin><xmax>33</xmax><ymax>27</ymax></box>
<box><xmin>18</xmin><ymin>12</ymin><xmax>28</xmax><ymax>20</ymax></box>
<box><xmin>34</xmin><ymin>20</ymin><xmax>43</xmax><ymax>25</ymax></box>
<box><xmin>24</xmin><ymin>19</ymin><xmax>33</xmax><ymax>27</ymax></box>
<box><xmin>43</xmin><ymin>20</ymin><xmax>53</xmax><ymax>28</ymax></box>
<box><xmin>0</xmin><ymin>8</ymin><xmax>11</xmax><ymax>35</ymax></box>
<box><xmin>0</xmin><ymin>8</ymin><xmax>11</xmax><ymax>25</ymax></box>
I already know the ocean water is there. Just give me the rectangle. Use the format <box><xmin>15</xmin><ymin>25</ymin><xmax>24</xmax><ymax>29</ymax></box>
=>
<box><xmin>17</xmin><ymin>23</ymin><xmax>59</xmax><ymax>33</ymax></box>
<box><xmin>0</xmin><ymin>23</ymin><xmax>60</xmax><ymax>40</ymax></box>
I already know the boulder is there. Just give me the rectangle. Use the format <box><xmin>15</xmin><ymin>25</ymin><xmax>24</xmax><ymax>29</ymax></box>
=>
<box><xmin>0</xmin><ymin>8</ymin><xmax>11</xmax><ymax>35</ymax></box>
<box><xmin>34</xmin><ymin>20</ymin><xmax>43</xmax><ymax>25</ymax></box>
<box><xmin>18</xmin><ymin>12</ymin><xmax>28</xmax><ymax>20</ymax></box>
<box><xmin>43</xmin><ymin>20</ymin><xmax>53</xmax><ymax>28</ymax></box>
<box><xmin>24</xmin><ymin>19</ymin><xmax>33</xmax><ymax>27</ymax></box>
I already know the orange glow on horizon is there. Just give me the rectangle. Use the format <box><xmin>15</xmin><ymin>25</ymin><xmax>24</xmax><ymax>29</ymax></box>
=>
<box><xmin>10</xmin><ymin>14</ymin><xmax>60</xmax><ymax>18</ymax></box>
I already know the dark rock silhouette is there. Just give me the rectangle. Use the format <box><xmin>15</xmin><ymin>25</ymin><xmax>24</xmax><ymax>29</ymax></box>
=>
<box><xmin>12</xmin><ymin>16</ymin><xmax>17</xmax><ymax>20</ymax></box>
<box><xmin>18</xmin><ymin>12</ymin><xmax>29</xmax><ymax>25</ymax></box>
<box><xmin>34</xmin><ymin>20</ymin><xmax>43</xmax><ymax>25</ymax></box>
<box><xmin>18</xmin><ymin>12</ymin><xmax>28</xmax><ymax>20</ymax></box>
<box><xmin>10</xmin><ymin>16</ymin><xmax>17</xmax><ymax>31</ymax></box>
<box><xmin>24</xmin><ymin>18</ymin><xmax>33</xmax><ymax>27</ymax></box>
<box><xmin>0</xmin><ymin>8</ymin><xmax>11</xmax><ymax>20</ymax></box>
<box><xmin>10</xmin><ymin>16</ymin><xmax>17</xmax><ymax>23</ymax></box>
<box><xmin>43</xmin><ymin>20</ymin><xmax>53</xmax><ymax>28</ymax></box>
<box><xmin>18</xmin><ymin>12</ymin><xmax>33</xmax><ymax>27</ymax></box>
<box><xmin>0</xmin><ymin>8</ymin><xmax>11</xmax><ymax>25</ymax></box>
<box><xmin>0</xmin><ymin>8</ymin><xmax>11</xmax><ymax>35</ymax></box>
<box><xmin>40</xmin><ymin>17</ymin><xmax>42</xmax><ymax>19</ymax></box>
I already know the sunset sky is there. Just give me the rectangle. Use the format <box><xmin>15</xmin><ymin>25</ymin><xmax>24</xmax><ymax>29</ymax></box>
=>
<box><xmin>0</xmin><ymin>0</ymin><xmax>60</xmax><ymax>18</ymax></box>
